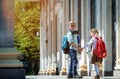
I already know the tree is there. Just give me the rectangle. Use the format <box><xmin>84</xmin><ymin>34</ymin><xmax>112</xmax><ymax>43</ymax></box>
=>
<box><xmin>14</xmin><ymin>0</ymin><xmax>40</xmax><ymax>75</ymax></box>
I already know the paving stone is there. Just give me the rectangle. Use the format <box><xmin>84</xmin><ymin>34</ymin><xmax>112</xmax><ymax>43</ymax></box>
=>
<box><xmin>26</xmin><ymin>75</ymin><xmax>120</xmax><ymax>79</ymax></box>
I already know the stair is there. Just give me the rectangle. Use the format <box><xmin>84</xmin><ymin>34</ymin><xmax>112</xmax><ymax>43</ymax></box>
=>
<box><xmin>0</xmin><ymin>48</ymin><xmax>25</xmax><ymax>79</ymax></box>
<box><xmin>0</xmin><ymin>48</ymin><xmax>23</xmax><ymax>68</ymax></box>
<box><xmin>0</xmin><ymin>60</ymin><xmax>23</xmax><ymax>67</ymax></box>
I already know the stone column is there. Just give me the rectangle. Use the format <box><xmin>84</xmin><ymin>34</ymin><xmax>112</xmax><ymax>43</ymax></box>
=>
<box><xmin>50</xmin><ymin>1</ymin><xmax>54</xmax><ymax>75</ymax></box>
<box><xmin>42</xmin><ymin>1</ymin><xmax>46</xmax><ymax>75</ymax></box>
<box><xmin>47</xmin><ymin>22</ymin><xmax>52</xmax><ymax>75</ymax></box>
<box><xmin>43</xmin><ymin>25</ymin><xmax>47</xmax><ymax>75</ymax></box>
<box><xmin>45</xmin><ymin>1</ymin><xmax>49</xmax><ymax>75</ymax></box>
<box><xmin>114</xmin><ymin>0</ymin><xmax>120</xmax><ymax>77</ymax></box>
<box><xmin>57</xmin><ymin>23</ymin><xmax>62</xmax><ymax>75</ymax></box>
<box><xmin>100</xmin><ymin>0</ymin><xmax>106</xmax><ymax>76</ymax></box>
<box><xmin>74</xmin><ymin>0</ymin><xmax>78</xmax><ymax>29</ymax></box>
<box><xmin>41</xmin><ymin>4</ymin><xmax>46</xmax><ymax>74</ymax></box>
<box><xmin>40</xmin><ymin>25</ymin><xmax>44</xmax><ymax>74</ymax></box>
<box><xmin>95</xmin><ymin>0</ymin><xmax>103</xmax><ymax>76</ymax></box>
<box><xmin>45</xmin><ymin>25</ymin><xmax>48</xmax><ymax>75</ymax></box>
<box><xmin>0</xmin><ymin>0</ymin><xmax>25</xmax><ymax>79</ymax></box>
<box><xmin>80</xmin><ymin>0</ymin><xmax>90</xmax><ymax>76</ymax></box>
<box><xmin>95</xmin><ymin>0</ymin><xmax>101</xmax><ymax>31</ymax></box>
<box><xmin>71</xmin><ymin>0</ymin><xmax>74</xmax><ymax>21</ymax></box>
<box><xmin>51</xmin><ymin>2</ymin><xmax>57</xmax><ymax>75</ymax></box>
<box><xmin>85</xmin><ymin>0</ymin><xmax>91</xmax><ymax>76</ymax></box>
<box><xmin>65</xmin><ymin>0</ymin><xmax>70</xmax><ymax>75</ymax></box>
<box><xmin>104</xmin><ymin>0</ymin><xmax>112</xmax><ymax>76</ymax></box>
<box><xmin>39</xmin><ymin>20</ymin><xmax>43</xmax><ymax>75</ymax></box>
<box><xmin>81</xmin><ymin>0</ymin><xmax>86</xmax><ymax>65</ymax></box>
<box><xmin>44</xmin><ymin>0</ymin><xmax>48</xmax><ymax>75</ymax></box>
<box><xmin>54</xmin><ymin>14</ymin><xmax>58</xmax><ymax>75</ymax></box>
<box><xmin>97</xmin><ymin>0</ymin><xmax>113</xmax><ymax>76</ymax></box>
<box><xmin>46</xmin><ymin>0</ymin><xmax>52</xmax><ymax>75</ymax></box>
<box><xmin>39</xmin><ymin>2</ymin><xmax>43</xmax><ymax>74</ymax></box>
<box><xmin>81</xmin><ymin>0</ymin><xmax>91</xmax><ymax>65</ymax></box>
<box><xmin>60</xmin><ymin>0</ymin><xmax>67</xmax><ymax>75</ymax></box>
<box><xmin>56</xmin><ymin>2</ymin><xmax>63</xmax><ymax>75</ymax></box>
<box><xmin>80</xmin><ymin>0</ymin><xmax>83</xmax><ymax>74</ymax></box>
<box><xmin>0</xmin><ymin>1</ymin><xmax>14</xmax><ymax>47</ymax></box>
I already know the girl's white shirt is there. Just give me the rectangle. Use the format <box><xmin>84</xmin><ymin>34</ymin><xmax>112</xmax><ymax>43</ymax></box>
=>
<box><xmin>82</xmin><ymin>36</ymin><xmax>98</xmax><ymax>50</ymax></box>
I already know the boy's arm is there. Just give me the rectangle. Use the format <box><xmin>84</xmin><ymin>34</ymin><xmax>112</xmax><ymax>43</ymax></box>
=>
<box><xmin>70</xmin><ymin>42</ymin><xmax>81</xmax><ymax>53</ymax></box>
<box><xmin>70</xmin><ymin>42</ymin><xmax>80</xmax><ymax>49</ymax></box>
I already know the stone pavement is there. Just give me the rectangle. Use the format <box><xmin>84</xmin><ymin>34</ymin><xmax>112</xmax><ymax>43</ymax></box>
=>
<box><xmin>26</xmin><ymin>75</ymin><xmax>120</xmax><ymax>79</ymax></box>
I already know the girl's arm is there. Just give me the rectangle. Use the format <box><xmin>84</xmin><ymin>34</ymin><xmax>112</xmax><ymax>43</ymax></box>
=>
<box><xmin>82</xmin><ymin>37</ymin><xmax>94</xmax><ymax>49</ymax></box>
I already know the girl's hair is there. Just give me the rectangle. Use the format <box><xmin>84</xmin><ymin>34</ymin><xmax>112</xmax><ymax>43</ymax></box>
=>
<box><xmin>90</xmin><ymin>28</ymin><xmax>99</xmax><ymax>34</ymax></box>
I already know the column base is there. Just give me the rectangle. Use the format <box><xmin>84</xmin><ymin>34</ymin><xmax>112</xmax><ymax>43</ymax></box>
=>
<box><xmin>79</xmin><ymin>70</ymin><xmax>87</xmax><ymax>76</ymax></box>
<box><xmin>46</xmin><ymin>71</ymin><xmax>50</xmax><ymax>75</ymax></box>
<box><xmin>79</xmin><ymin>64</ymin><xmax>103</xmax><ymax>76</ymax></box>
<box><xmin>60</xmin><ymin>67</ymin><xmax>67</xmax><ymax>75</ymax></box>
<box><xmin>114</xmin><ymin>64</ymin><xmax>120</xmax><ymax>70</ymax></box>
<box><xmin>79</xmin><ymin>64</ymin><xmax>87</xmax><ymax>76</ymax></box>
<box><xmin>104</xmin><ymin>71</ymin><xmax>113</xmax><ymax>76</ymax></box>
<box><xmin>50</xmin><ymin>68</ymin><xmax>56</xmax><ymax>75</ymax></box>
<box><xmin>0</xmin><ymin>68</ymin><xmax>25</xmax><ymax>79</ymax></box>
<box><xmin>114</xmin><ymin>62</ymin><xmax>120</xmax><ymax>77</ymax></box>
<box><xmin>46</xmin><ymin>69</ymin><xmax>50</xmax><ymax>75</ymax></box>
<box><xmin>114</xmin><ymin>70</ymin><xmax>120</xmax><ymax>77</ymax></box>
<box><xmin>60</xmin><ymin>71</ymin><xmax>67</xmax><ymax>75</ymax></box>
<box><xmin>38</xmin><ymin>70</ymin><xmax>42</xmax><ymax>75</ymax></box>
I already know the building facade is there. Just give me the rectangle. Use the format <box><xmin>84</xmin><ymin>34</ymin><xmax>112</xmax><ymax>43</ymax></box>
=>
<box><xmin>39</xmin><ymin>0</ymin><xmax>120</xmax><ymax>76</ymax></box>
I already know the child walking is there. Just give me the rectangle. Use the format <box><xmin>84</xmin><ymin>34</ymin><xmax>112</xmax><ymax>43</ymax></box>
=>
<box><xmin>81</xmin><ymin>28</ymin><xmax>103</xmax><ymax>79</ymax></box>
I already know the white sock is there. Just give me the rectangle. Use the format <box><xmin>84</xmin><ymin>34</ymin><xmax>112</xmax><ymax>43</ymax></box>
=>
<box><xmin>94</xmin><ymin>64</ymin><xmax>99</xmax><ymax>75</ymax></box>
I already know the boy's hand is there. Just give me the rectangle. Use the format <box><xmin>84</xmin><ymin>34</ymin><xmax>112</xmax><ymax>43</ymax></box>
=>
<box><xmin>81</xmin><ymin>48</ymin><xmax>83</xmax><ymax>51</ymax></box>
<box><xmin>78</xmin><ymin>47</ymin><xmax>82</xmax><ymax>54</ymax></box>
<box><xmin>78</xmin><ymin>47</ymin><xmax>84</xmax><ymax>54</ymax></box>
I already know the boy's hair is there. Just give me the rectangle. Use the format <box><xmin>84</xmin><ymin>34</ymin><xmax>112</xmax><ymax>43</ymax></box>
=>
<box><xmin>68</xmin><ymin>21</ymin><xmax>76</xmax><ymax>26</ymax></box>
<box><xmin>90</xmin><ymin>28</ymin><xmax>99</xmax><ymax>34</ymax></box>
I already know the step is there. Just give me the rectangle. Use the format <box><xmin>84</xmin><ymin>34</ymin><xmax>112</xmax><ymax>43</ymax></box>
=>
<box><xmin>0</xmin><ymin>60</ymin><xmax>23</xmax><ymax>68</ymax></box>
<box><xmin>0</xmin><ymin>68</ymin><xmax>25</xmax><ymax>79</ymax></box>
<box><xmin>0</xmin><ymin>48</ymin><xmax>20</xmax><ymax>59</ymax></box>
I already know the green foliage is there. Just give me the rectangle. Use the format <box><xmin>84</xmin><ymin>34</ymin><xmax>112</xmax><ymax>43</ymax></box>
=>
<box><xmin>14</xmin><ymin>1</ymin><xmax>40</xmax><ymax>75</ymax></box>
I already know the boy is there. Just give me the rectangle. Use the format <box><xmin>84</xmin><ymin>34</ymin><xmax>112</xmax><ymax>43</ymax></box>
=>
<box><xmin>66</xmin><ymin>21</ymin><xmax>82</xmax><ymax>78</ymax></box>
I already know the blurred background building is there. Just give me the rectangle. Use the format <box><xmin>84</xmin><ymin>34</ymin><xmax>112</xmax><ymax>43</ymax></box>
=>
<box><xmin>39</xmin><ymin>0</ymin><xmax>120</xmax><ymax>77</ymax></box>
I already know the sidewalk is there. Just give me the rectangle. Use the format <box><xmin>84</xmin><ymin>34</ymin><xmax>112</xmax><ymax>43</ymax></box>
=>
<box><xmin>26</xmin><ymin>75</ymin><xmax>120</xmax><ymax>79</ymax></box>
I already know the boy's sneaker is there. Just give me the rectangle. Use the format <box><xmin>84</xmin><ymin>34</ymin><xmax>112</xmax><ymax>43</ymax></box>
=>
<box><xmin>73</xmin><ymin>74</ymin><xmax>82</xmax><ymax>78</ymax></box>
<box><xmin>67</xmin><ymin>73</ymin><xmax>73</xmax><ymax>78</ymax></box>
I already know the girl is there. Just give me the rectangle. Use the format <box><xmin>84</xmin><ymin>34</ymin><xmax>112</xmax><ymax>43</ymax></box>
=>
<box><xmin>81</xmin><ymin>28</ymin><xmax>103</xmax><ymax>79</ymax></box>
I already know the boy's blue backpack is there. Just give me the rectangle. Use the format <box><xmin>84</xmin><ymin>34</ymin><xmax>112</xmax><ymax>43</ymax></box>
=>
<box><xmin>61</xmin><ymin>30</ymin><xmax>80</xmax><ymax>54</ymax></box>
<box><xmin>62</xmin><ymin>35</ymin><xmax>69</xmax><ymax>54</ymax></box>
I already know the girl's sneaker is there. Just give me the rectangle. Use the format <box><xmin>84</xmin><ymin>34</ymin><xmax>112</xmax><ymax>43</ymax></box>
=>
<box><xmin>94</xmin><ymin>74</ymin><xmax>100</xmax><ymax>79</ymax></box>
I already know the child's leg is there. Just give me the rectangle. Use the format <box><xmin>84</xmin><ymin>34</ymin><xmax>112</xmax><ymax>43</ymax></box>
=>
<box><xmin>94</xmin><ymin>62</ymin><xmax>99</xmax><ymax>75</ymax></box>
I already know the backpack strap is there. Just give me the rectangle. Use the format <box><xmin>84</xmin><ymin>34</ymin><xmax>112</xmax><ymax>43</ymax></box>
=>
<box><xmin>69</xmin><ymin>30</ymin><xmax>74</xmax><ymax>49</ymax></box>
<box><xmin>69</xmin><ymin>30</ymin><xmax>79</xmax><ymax>49</ymax></box>
<box><xmin>94</xmin><ymin>36</ymin><xmax>99</xmax><ymax>40</ymax></box>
